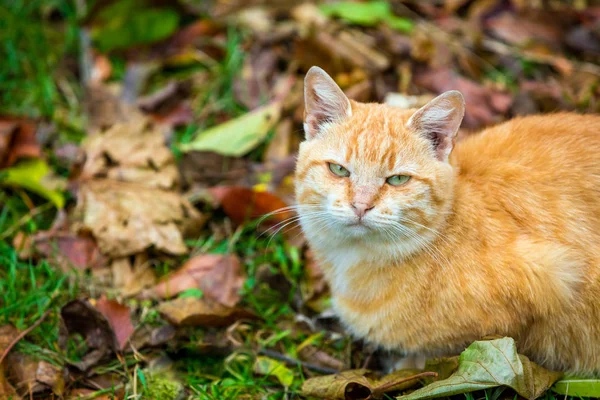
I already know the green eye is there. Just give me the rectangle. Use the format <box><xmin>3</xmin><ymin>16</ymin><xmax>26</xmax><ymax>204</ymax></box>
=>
<box><xmin>328</xmin><ymin>163</ymin><xmax>350</xmax><ymax>177</ymax></box>
<box><xmin>386</xmin><ymin>175</ymin><xmax>411</xmax><ymax>186</ymax></box>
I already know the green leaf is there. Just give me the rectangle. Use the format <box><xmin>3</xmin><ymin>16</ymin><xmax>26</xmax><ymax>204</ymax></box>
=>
<box><xmin>552</xmin><ymin>377</ymin><xmax>600</xmax><ymax>397</ymax></box>
<box><xmin>319</xmin><ymin>1</ymin><xmax>391</xmax><ymax>26</ymax></box>
<box><xmin>397</xmin><ymin>338</ymin><xmax>562</xmax><ymax>400</ymax></box>
<box><xmin>177</xmin><ymin>288</ymin><xmax>204</xmax><ymax>299</ymax></box>
<box><xmin>0</xmin><ymin>159</ymin><xmax>65</xmax><ymax>208</ymax></box>
<box><xmin>91</xmin><ymin>0</ymin><xmax>180</xmax><ymax>52</ymax></box>
<box><xmin>180</xmin><ymin>102</ymin><xmax>281</xmax><ymax>157</ymax></box>
<box><xmin>319</xmin><ymin>1</ymin><xmax>413</xmax><ymax>32</ymax></box>
<box><xmin>253</xmin><ymin>356</ymin><xmax>295</xmax><ymax>387</ymax></box>
<box><xmin>384</xmin><ymin>15</ymin><xmax>414</xmax><ymax>33</ymax></box>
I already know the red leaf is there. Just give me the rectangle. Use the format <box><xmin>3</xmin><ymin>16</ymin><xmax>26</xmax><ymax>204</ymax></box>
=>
<box><xmin>94</xmin><ymin>296</ymin><xmax>135</xmax><ymax>351</ymax></box>
<box><xmin>145</xmin><ymin>254</ymin><xmax>245</xmax><ymax>308</ymax></box>
<box><xmin>209</xmin><ymin>186</ymin><xmax>293</xmax><ymax>226</ymax></box>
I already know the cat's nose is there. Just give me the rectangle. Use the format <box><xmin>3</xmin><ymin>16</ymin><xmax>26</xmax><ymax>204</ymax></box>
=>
<box><xmin>351</xmin><ymin>203</ymin><xmax>374</xmax><ymax>218</ymax></box>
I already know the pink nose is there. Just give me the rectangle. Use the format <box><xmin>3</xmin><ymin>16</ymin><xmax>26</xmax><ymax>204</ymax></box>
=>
<box><xmin>351</xmin><ymin>203</ymin><xmax>374</xmax><ymax>218</ymax></box>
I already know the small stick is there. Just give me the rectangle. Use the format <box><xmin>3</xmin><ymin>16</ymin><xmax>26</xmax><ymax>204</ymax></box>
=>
<box><xmin>0</xmin><ymin>310</ymin><xmax>51</xmax><ymax>365</ymax></box>
<box><xmin>259</xmin><ymin>348</ymin><xmax>341</xmax><ymax>375</ymax></box>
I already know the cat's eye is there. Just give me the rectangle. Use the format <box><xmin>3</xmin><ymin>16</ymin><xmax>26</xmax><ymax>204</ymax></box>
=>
<box><xmin>328</xmin><ymin>163</ymin><xmax>350</xmax><ymax>177</ymax></box>
<box><xmin>386</xmin><ymin>175</ymin><xmax>411</xmax><ymax>186</ymax></box>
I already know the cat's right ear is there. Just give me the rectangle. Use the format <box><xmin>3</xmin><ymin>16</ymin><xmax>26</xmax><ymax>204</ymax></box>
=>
<box><xmin>304</xmin><ymin>66</ymin><xmax>352</xmax><ymax>140</ymax></box>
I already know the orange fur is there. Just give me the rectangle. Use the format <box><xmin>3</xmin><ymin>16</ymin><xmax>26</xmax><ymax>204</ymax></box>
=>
<box><xmin>296</xmin><ymin>67</ymin><xmax>600</xmax><ymax>374</ymax></box>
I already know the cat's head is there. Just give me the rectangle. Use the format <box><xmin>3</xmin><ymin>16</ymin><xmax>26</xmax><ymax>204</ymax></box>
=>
<box><xmin>295</xmin><ymin>66</ymin><xmax>464</xmax><ymax>261</ymax></box>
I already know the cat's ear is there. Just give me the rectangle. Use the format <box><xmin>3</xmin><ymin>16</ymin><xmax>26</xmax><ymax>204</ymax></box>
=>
<box><xmin>304</xmin><ymin>66</ymin><xmax>352</xmax><ymax>140</ymax></box>
<box><xmin>407</xmin><ymin>91</ymin><xmax>465</xmax><ymax>162</ymax></box>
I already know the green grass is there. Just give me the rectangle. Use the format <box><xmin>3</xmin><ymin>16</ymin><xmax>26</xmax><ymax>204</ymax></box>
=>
<box><xmin>0</xmin><ymin>0</ymin><xmax>79</xmax><ymax>118</ymax></box>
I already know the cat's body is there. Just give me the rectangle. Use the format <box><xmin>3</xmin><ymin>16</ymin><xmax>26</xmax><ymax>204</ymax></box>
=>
<box><xmin>296</xmin><ymin>67</ymin><xmax>600</xmax><ymax>374</ymax></box>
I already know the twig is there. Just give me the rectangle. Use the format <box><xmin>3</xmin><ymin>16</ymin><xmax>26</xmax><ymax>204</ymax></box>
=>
<box><xmin>0</xmin><ymin>310</ymin><xmax>51</xmax><ymax>365</ymax></box>
<box><xmin>258</xmin><ymin>348</ymin><xmax>341</xmax><ymax>375</ymax></box>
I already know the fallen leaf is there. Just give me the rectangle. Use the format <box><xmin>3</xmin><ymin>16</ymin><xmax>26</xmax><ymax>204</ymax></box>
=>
<box><xmin>145</xmin><ymin>254</ymin><xmax>245</xmax><ymax>307</ymax></box>
<box><xmin>209</xmin><ymin>186</ymin><xmax>293</xmax><ymax>227</ymax></box>
<box><xmin>414</xmin><ymin>68</ymin><xmax>513</xmax><ymax>129</ymax></box>
<box><xmin>298</xmin><ymin>346</ymin><xmax>345</xmax><ymax>372</ymax></box>
<box><xmin>234</xmin><ymin>48</ymin><xmax>280</xmax><ymax>110</ymax></box>
<box><xmin>319</xmin><ymin>1</ymin><xmax>413</xmax><ymax>33</ymax></box>
<box><xmin>129</xmin><ymin>325</ymin><xmax>176</xmax><ymax>351</ymax></box>
<box><xmin>111</xmin><ymin>255</ymin><xmax>156</xmax><ymax>297</ymax></box>
<box><xmin>0</xmin><ymin>325</ymin><xmax>18</xmax><ymax>355</ymax></box>
<box><xmin>158</xmin><ymin>297</ymin><xmax>255</xmax><ymax>327</ymax></box>
<box><xmin>74</xmin><ymin>179</ymin><xmax>205</xmax><ymax>257</ymax></box>
<box><xmin>180</xmin><ymin>151</ymin><xmax>253</xmax><ymax>188</ymax></box>
<box><xmin>60</xmin><ymin>299</ymin><xmax>120</xmax><ymax>371</ymax></box>
<box><xmin>84</xmin><ymin>82</ymin><xmax>135</xmax><ymax>132</ymax></box>
<box><xmin>0</xmin><ymin>326</ymin><xmax>19</xmax><ymax>399</ymax></box>
<box><xmin>18</xmin><ymin>231</ymin><xmax>106</xmax><ymax>272</ymax></box>
<box><xmin>254</xmin><ymin>356</ymin><xmax>295</xmax><ymax>387</ymax></box>
<box><xmin>180</xmin><ymin>101</ymin><xmax>282</xmax><ymax>157</ymax></box>
<box><xmin>6</xmin><ymin>353</ymin><xmax>64</xmax><ymax>397</ymax></box>
<box><xmin>0</xmin><ymin>118</ymin><xmax>40</xmax><ymax>169</ymax></box>
<box><xmin>0</xmin><ymin>159</ymin><xmax>65</xmax><ymax>208</ymax></box>
<box><xmin>485</xmin><ymin>11</ymin><xmax>563</xmax><ymax>48</ymax></box>
<box><xmin>398</xmin><ymin>338</ymin><xmax>562</xmax><ymax>400</ymax></box>
<box><xmin>301</xmin><ymin>369</ymin><xmax>430</xmax><ymax>400</ymax></box>
<box><xmin>0</xmin><ymin>364</ymin><xmax>19</xmax><ymax>400</ymax></box>
<box><xmin>94</xmin><ymin>295</ymin><xmax>135</xmax><ymax>350</ymax></box>
<box><xmin>552</xmin><ymin>377</ymin><xmax>600</xmax><ymax>397</ymax></box>
<box><xmin>80</xmin><ymin>116</ymin><xmax>179</xmax><ymax>190</ymax></box>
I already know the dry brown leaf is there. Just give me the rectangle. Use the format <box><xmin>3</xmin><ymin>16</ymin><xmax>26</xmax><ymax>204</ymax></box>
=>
<box><xmin>6</xmin><ymin>353</ymin><xmax>64</xmax><ymax>398</ymax></box>
<box><xmin>94</xmin><ymin>295</ymin><xmax>135</xmax><ymax>350</ymax></box>
<box><xmin>485</xmin><ymin>11</ymin><xmax>563</xmax><ymax>48</ymax></box>
<box><xmin>158</xmin><ymin>297</ymin><xmax>255</xmax><ymax>327</ymax></box>
<box><xmin>80</xmin><ymin>116</ymin><xmax>179</xmax><ymax>189</ymax></box>
<box><xmin>301</xmin><ymin>369</ymin><xmax>433</xmax><ymax>400</ymax></box>
<box><xmin>0</xmin><ymin>325</ymin><xmax>19</xmax><ymax>400</ymax></box>
<box><xmin>298</xmin><ymin>346</ymin><xmax>345</xmax><ymax>371</ymax></box>
<box><xmin>74</xmin><ymin>179</ymin><xmax>205</xmax><ymax>257</ymax></box>
<box><xmin>16</xmin><ymin>231</ymin><xmax>106</xmax><ymax>272</ymax></box>
<box><xmin>111</xmin><ymin>255</ymin><xmax>156</xmax><ymax>297</ymax></box>
<box><xmin>414</xmin><ymin>68</ymin><xmax>512</xmax><ymax>129</ymax></box>
<box><xmin>84</xmin><ymin>82</ymin><xmax>136</xmax><ymax>132</ymax></box>
<box><xmin>180</xmin><ymin>151</ymin><xmax>253</xmax><ymax>188</ymax></box>
<box><xmin>145</xmin><ymin>254</ymin><xmax>245</xmax><ymax>307</ymax></box>
<box><xmin>0</xmin><ymin>118</ymin><xmax>40</xmax><ymax>169</ymax></box>
<box><xmin>129</xmin><ymin>325</ymin><xmax>176</xmax><ymax>351</ymax></box>
<box><xmin>60</xmin><ymin>299</ymin><xmax>119</xmax><ymax>371</ymax></box>
<box><xmin>0</xmin><ymin>364</ymin><xmax>19</xmax><ymax>400</ymax></box>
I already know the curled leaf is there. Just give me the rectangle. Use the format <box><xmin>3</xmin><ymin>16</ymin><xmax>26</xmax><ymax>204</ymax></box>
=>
<box><xmin>398</xmin><ymin>338</ymin><xmax>562</xmax><ymax>400</ymax></box>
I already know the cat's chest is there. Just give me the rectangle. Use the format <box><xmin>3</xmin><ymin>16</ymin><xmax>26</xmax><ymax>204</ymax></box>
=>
<box><xmin>324</xmin><ymin>258</ymin><xmax>426</xmax><ymax>350</ymax></box>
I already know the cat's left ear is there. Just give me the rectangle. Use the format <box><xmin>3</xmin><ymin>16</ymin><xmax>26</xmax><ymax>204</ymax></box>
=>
<box><xmin>304</xmin><ymin>66</ymin><xmax>352</xmax><ymax>140</ymax></box>
<box><xmin>407</xmin><ymin>91</ymin><xmax>465</xmax><ymax>162</ymax></box>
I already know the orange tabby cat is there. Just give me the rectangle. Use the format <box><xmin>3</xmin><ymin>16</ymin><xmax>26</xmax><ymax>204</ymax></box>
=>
<box><xmin>295</xmin><ymin>66</ymin><xmax>600</xmax><ymax>374</ymax></box>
